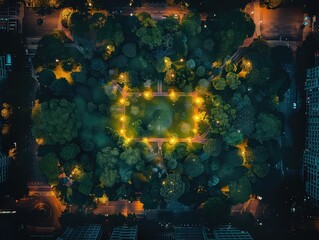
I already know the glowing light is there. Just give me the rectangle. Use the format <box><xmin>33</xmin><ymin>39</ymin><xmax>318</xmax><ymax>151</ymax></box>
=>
<box><xmin>120</xmin><ymin>115</ymin><xmax>125</xmax><ymax>122</ymax></box>
<box><xmin>169</xmin><ymin>137</ymin><xmax>177</xmax><ymax>145</ymax></box>
<box><xmin>193</xmin><ymin>114</ymin><xmax>200</xmax><ymax>122</ymax></box>
<box><xmin>119</xmin><ymin>98</ymin><xmax>125</xmax><ymax>105</ymax></box>
<box><xmin>125</xmin><ymin>137</ymin><xmax>132</xmax><ymax>144</ymax></box>
<box><xmin>186</xmin><ymin>137</ymin><xmax>192</xmax><ymax>143</ymax></box>
<box><xmin>171</xmin><ymin>74</ymin><xmax>175</xmax><ymax>77</ymax></box>
<box><xmin>194</xmin><ymin>97</ymin><xmax>204</xmax><ymax>106</ymax></box>
<box><xmin>143</xmin><ymin>90</ymin><xmax>152</xmax><ymax>100</ymax></box>
<box><xmin>169</xmin><ymin>90</ymin><xmax>177</xmax><ymax>102</ymax></box>
<box><xmin>180</xmin><ymin>58</ymin><xmax>184</xmax><ymax>62</ymax></box>
<box><xmin>142</xmin><ymin>138</ymin><xmax>148</xmax><ymax>143</ymax></box>
<box><xmin>120</xmin><ymin>129</ymin><xmax>125</xmax><ymax>135</ymax></box>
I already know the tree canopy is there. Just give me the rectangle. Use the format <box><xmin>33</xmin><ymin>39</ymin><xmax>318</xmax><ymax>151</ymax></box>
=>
<box><xmin>32</xmin><ymin>99</ymin><xmax>81</xmax><ymax>144</ymax></box>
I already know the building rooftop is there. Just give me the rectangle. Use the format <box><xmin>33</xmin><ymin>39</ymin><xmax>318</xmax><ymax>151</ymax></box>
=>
<box><xmin>110</xmin><ymin>226</ymin><xmax>138</xmax><ymax>240</ymax></box>
<box><xmin>58</xmin><ymin>224</ymin><xmax>103</xmax><ymax>240</ymax></box>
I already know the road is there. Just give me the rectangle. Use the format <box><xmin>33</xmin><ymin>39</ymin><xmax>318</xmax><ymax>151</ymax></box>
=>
<box><xmin>93</xmin><ymin>200</ymin><xmax>144</xmax><ymax>216</ymax></box>
<box><xmin>114</xmin><ymin>3</ymin><xmax>188</xmax><ymax>20</ymax></box>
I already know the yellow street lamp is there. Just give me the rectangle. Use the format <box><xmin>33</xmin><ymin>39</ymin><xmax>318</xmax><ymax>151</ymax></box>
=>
<box><xmin>143</xmin><ymin>90</ymin><xmax>152</xmax><ymax>100</ymax></box>
<box><xmin>193</xmin><ymin>114</ymin><xmax>200</xmax><ymax>122</ymax></box>
<box><xmin>194</xmin><ymin>97</ymin><xmax>204</xmax><ymax>106</ymax></box>
<box><xmin>120</xmin><ymin>115</ymin><xmax>125</xmax><ymax>122</ymax></box>
<box><xmin>169</xmin><ymin>89</ymin><xmax>177</xmax><ymax>102</ymax></box>
<box><xmin>169</xmin><ymin>137</ymin><xmax>177</xmax><ymax>145</ymax></box>
<box><xmin>119</xmin><ymin>98</ymin><xmax>126</xmax><ymax>105</ymax></box>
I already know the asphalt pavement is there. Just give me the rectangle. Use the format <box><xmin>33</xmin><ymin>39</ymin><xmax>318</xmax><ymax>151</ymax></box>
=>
<box><xmin>23</xmin><ymin>8</ymin><xmax>61</xmax><ymax>38</ymax></box>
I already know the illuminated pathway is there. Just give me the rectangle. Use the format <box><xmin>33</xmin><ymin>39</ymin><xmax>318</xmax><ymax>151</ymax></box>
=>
<box><xmin>113</xmin><ymin>79</ymin><xmax>209</xmax><ymax>157</ymax></box>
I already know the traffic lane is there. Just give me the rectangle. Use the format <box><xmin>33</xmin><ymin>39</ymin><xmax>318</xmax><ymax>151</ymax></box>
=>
<box><xmin>118</xmin><ymin>5</ymin><xmax>188</xmax><ymax>20</ymax></box>
<box><xmin>23</xmin><ymin>8</ymin><xmax>61</xmax><ymax>37</ymax></box>
<box><xmin>260</xmin><ymin>6</ymin><xmax>304</xmax><ymax>40</ymax></box>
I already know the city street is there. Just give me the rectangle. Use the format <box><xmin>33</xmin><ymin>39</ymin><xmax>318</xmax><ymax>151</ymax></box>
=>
<box><xmin>93</xmin><ymin>200</ymin><xmax>144</xmax><ymax>216</ymax></box>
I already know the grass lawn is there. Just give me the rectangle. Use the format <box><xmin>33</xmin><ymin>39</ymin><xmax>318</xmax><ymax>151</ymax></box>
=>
<box><xmin>124</xmin><ymin>95</ymin><xmax>194</xmax><ymax>138</ymax></box>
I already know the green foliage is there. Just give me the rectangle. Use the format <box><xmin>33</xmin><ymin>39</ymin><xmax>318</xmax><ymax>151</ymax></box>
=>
<box><xmin>183</xmin><ymin>154</ymin><xmax>204</xmax><ymax>177</ymax></box>
<box><xmin>160</xmin><ymin>174</ymin><xmax>185</xmax><ymax>202</ymax></box>
<box><xmin>60</xmin><ymin>143</ymin><xmax>80</xmax><ymax>161</ymax></box>
<box><xmin>90</xmin><ymin>58</ymin><xmax>107</xmax><ymax>74</ymax></box>
<box><xmin>89</xmin><ymin>13</ymin><xmax>107</xmax><ymax>30</ymax></box>
<box><xmin>225</xmin><ymin>61</ymin><xmax>237</xmax><ymax>73</ymax></box>
<box><xmin>35</xmin><ymin>31</ymin><xmax>65</xmax><ymax>65</ymax></box>
<box><xmin>229</xmin><ymin>176</ymin><xmax>252</xmax><ymax>204</ymax></box>
<box><xmin>38</xmin><ymin>153</ymin><xmax>59</xmax><ymax>180</ymax></box>
<box><xmin>136</xmin><ymin>24</ymin><xmax>162</xmax><ymax>49</ymax></box>
<box><xmin>164</xmin><ymin>69</ymin><xmax>177</xmax><ymax>85</ymax></box>
<box><xmin>100</xmin><ymin>169</ymin><xmax>118</xmax><ymax>187</ymax></box>
<box><xmin>230</xmin><ymin>93</ymin><xmax>251</xmax><ymax>110</ymax></box>
<box><xmin>203</xmin><ymin>38</ymin><xmax>214</xmax><ymax>52</ymax></box>
<box><xmin>158</xmin><ymin>16</ymin><xmax>180</xmax><ymax>33</ymax></box>
<box><xmin>50</xmin><ymin>78</ymin><xmax>70</xmax><ymax>96</ymax></box>
<box><xmin>78</xmin><ymin>172</ymin><xmax>93</xmax><ymax>195</ymax></box>
<box><xmin>226</xmin><ymin>72</ymin><xmax>241</xmax><ymax>90</ymax></box>
<box><xmin>38</xmin><ymin>69</ymin><xmax>56</xmax><ymax>87</ymax></box>
<box><xmin>186</xmin><ymin>59</ymin><xmax>196</xmax><ymax>69</ymax></box>
<box><xmin>96</xmin><ymin>17</ymin><xmax>124</xmax><ymax>47</ymax></box>
<box><xmin>175</xmin><ymin>68</ymin><xmax>195</xmax><ymax>88</ymax></box>
<box><xmin>62</xmin><ymin>58</ymin><xmax>77</xmax><ymax>72</ymax></box>
<box><xmin>136</xmin><ymin>12</ymin><xmax>156</xmax><ymax>27</ymax></box>
<box><xmin>251</xmin><ymin>145</ymin><xmax>269</xmax><ymax>163</ymax></box>
<box><xmin>32</xmin><ymin>99</ymin><xmax>81</xmax><ymax>144</ymax></box>
<box><xmin>212</xmin><ymin>76</ymin><xmax>227</xmax><ymax>90</ymax></box>
<box><xmin>69</xmin><ymin>12</ymin><xmax>90</xmax><ymax>36</ymax></box>
<box><xmin>208</xmin><ymin>96</ymin><xmax>236</xmax><ymax>135</ymax></box>
<box><xmin>181</xmin><ymin>12</ymin><xmax>201</xmax><ymax>37</ymax></box>
<box><xmin>203</xmin><ymin>138</ymin><xmax>222</xmax><ymax>157</ymax></box>
<box><xmin>173</xmin><ymin>33</ymin><xmax>188</xmax><ymax>57</ymax></box>
<box><xmin>156</xmin><ymin>57</ymin><xmax>172</xmax><ymax>73</ymax></box>
<box><xmin>166</xmin><ymin>158</ymin><xmax>178</xmax><ymax>170</ymax></box>
<box><xmin>224</xmin><ymin>149</ymin><xmax>243</xmax><ymax>167</ymax></box>
<box><xmin>251</xmin><ymin>162</ymin><xmax>270</xmax><ymax>178</ymax></box>
<box><xmin>208</xmin><ymin>10</ymin><xmax>255</xmax><ymax>55</ymax></box>
<box><xmin>120</xmin><ymin>148</ymin><xmax>142</xmax><ymax>166</ymax></box>
<box><xmin>71</xmin><ymin>71</ymin><xmax>87</xmax><ymax>84</ymax></box>
<box><xmin>224</xmin><ymin>129</ymin><xmax>244</xmax><ymax>146</ymax></box>
<box><xmin>255</xmin><ymin>112</ymin><xmax>281</xmax><ymax>142</ymax></box>
<box><xmin>233</xmin><ymin>107</ymin><xmax>255</xmax><ymax>137</ymax></box>
<box><xmin>196</xmin><ymin>66</ymin><xmax>205</xmax><ymax>77</ymax></box>
<box><xmin>110</xmin><ymin>55</ymin><xmax>128</xmax><ymax>68</ymax></box>
<box><xmin>97</xmin><ymin>147</ymin><xmax>119</xmax><ymax>169</ymax></box>
<box><xmin>245</xmin><ymin>40</ymin><xmax>272</xmax><ymax>87</ymax></box>
<box><xmin>122</xmin><ymin>43</ymin><xmax>137</xmax><ymax>58</ymax></box>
